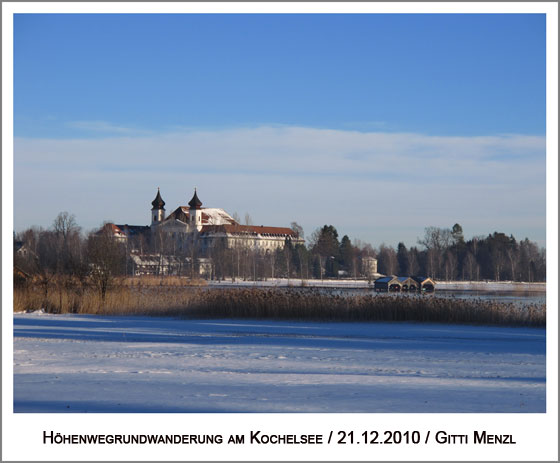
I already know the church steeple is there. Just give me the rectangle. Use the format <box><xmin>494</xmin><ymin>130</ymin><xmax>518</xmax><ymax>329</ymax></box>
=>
<box><xmin>151</xmin><ymin>188</ymin><xmax>166</xmax><ymax>225</ymax></box>
<box><xmin>188</xmin><ymin>188</ymin><xmax>203</xmax><ymax>232</ymax></box>
<box><xmin>188</xmin><ymin>188</ymin><xmax>202</xmax><ymax>209</ymax></box>
<box><xmin>151</xmin><ymin>187</ymin><xmax>165</xmax><ymax>210</ymax></box>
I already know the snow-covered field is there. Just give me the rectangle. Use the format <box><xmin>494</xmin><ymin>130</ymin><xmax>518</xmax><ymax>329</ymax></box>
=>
<box><xmin>13</xmin><ymin>313</ymin><xmax>545</xmax><ymax>413</ymax></box>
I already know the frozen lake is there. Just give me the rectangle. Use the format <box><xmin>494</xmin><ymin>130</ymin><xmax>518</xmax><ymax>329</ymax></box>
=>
<box><xmin>13</xmin><ymin>313</ymin><xmax>546</xmax><ymax>413</ymax></box>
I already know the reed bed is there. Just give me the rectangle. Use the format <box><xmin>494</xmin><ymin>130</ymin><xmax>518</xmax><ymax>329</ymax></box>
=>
<box><xmin>13</xmin><ymin>284</ymin><xmax>545</xmax><ymax>327</ymax></box>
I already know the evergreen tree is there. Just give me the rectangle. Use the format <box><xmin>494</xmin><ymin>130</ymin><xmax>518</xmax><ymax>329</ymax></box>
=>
<box><xmin>339</xmin><ymin>235</ymin><xmax>355</xmax><ymax>274</ymax></box>
<box><xmin>451</xmin><ymin>223</ymin><xmax>465</xmax><ymax>245</ymax></box>
<box><xmin>312</xmin><ymin>225</ymin><xmax>340</xmax><ymax>278</ymax></box>
<box><xmin>396</xmin><ymin>242</ymin><xmax>409</xmax><ymax>276</ymax></box>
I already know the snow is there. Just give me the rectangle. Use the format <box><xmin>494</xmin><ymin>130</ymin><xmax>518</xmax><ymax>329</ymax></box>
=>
<box><xmin>13</xmin><ymin>313</ymin><xmax>545</xmax><ymax>413</ymax></box>
<box><xmin>208</xmin><ymin>278</ymin><xmax>374</xmax><ymax>288</ymax></box>
<box><xmin>200</xmin><ymin>207</ymin><xmax>237</xmax><ymax>225</ymax></box>
<box><xmin>436</xmin><ymin>281</ymin><xmax>546</xmax><ymax>292</ymax></box>
<box><xmin>207</xmin><ymin>278</ymin><xmax>546</xmax><ymax>291</ymax></box>
<box><xmin>176</xmin><ymin>206</ymin><xmax>236</xmax><ymax>225</ymax></box>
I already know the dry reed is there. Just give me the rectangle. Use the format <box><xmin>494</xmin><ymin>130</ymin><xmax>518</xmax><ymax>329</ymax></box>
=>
<box><xmin>13</xmin><ymin>283</ymin><xmax>545</xmax><ymax>327</ymax></box>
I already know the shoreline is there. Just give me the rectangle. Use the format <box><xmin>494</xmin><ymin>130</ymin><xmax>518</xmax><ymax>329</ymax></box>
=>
<box><xmin>435</xmin><ymin>281</ymin><xmax>546</xmax><ymax>292</ymax></box>
<box><xmin>205</xmin><ymin>278</ymin><xmax>546</xmax><ymax>292</ymax></box>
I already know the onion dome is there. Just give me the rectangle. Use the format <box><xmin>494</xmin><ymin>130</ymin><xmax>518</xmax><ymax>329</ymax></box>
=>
<box><xmin>188</xmin><ymin>188</ymin><xmax>202</xmax><ymax>209</ymax></box>
<box><xmin>151</xmin><ymin>188</ymin><xmax>165</xmax><ymax>210</ymax></box>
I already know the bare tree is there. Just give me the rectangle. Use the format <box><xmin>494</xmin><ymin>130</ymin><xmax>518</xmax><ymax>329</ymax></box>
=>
<box><xmin>53</xmin><ymin>212</ymin><xmax>79</xmax><ymax>241</ymax></box>
<box><xmin>297</xmin><ymin>244</ymin><xmax>308</xmax><ymax>281</ymax></box>
<box><xmin>425</xmin><ymin>248</ymin><xmax>438</xmax><ymax>279</ymax></box>
<box><xmin>52</xmin><ymin>212</ymin><xmax>83</xmax><ymax>276</ymax></box>
<box><xmin>268</xmin><ymin>249</ymin><xmax>276</xmax><ymax>279</ymax></box>
<box><xmin>463</xmin><ymin>251</ymin><xmax>478</xmax><ymax>281</ymax></box>
<box><xmin>506</xmin><ymin>246</ymin><xmax>519</xmax><ymax>281</ymax></box>
<box><xmin>87</xmin><ymin>227</ymin><xmax>126</xmax><ymax>301</ymax></box>
<box><xmin>407</xmin><ymin>248</ymin><xmax>420</xmax><ymax>276</ymax></box>
<box><xmin>469</xmin><ymin>236</ymin><xmax>483</xmax><ymax>280</ymax></box>
<box><xmin>290</xmin><ymin>222</ymin><xmax>304</xmax><ymax>240</ymax></box>
<box><xmin>188</xmin><ymin>233</ymin><xmax>200</xmax><ymax>278</ymax></box>
<box><xmin>418</xmin><ymin>226</ymin><xmax>452</xmax><ymax>278</ymax></box>
<box><xmin>491</xmin><ymin>248</ymin><xmax>506</xmax><ymax>281</ymax></box>
<box><xmin>307</xmin><ymin>228</ymin><xmax>321</xmax><ymax>250</ymax></box>
<box><xmin>377</xmin><ymin>244</ymin><xmax>397</xmax><ymax>276</ymax></box>
<box><xmin>32</xmin><ymin>229</ymin><xmax>59</xmax><ymax>308</ymax></box>
<box><xmin>443</xmin><ymin>250</ymin><xmax>457</xmax><ymax>281</ymax></box>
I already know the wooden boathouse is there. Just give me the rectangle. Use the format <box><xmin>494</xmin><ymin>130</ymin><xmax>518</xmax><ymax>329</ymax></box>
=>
<box><xmin>374</xmin><ymin>276</ymin><xmax>436</xmax><ymax>292</ymax></box>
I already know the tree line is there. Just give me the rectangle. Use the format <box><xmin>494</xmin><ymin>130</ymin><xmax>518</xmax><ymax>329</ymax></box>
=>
<box><xmin>14</xmin><ymin>213</ymin><xmax>546</xmax><ymax>290</ymax></box>
<box><xmin>385</xmin><ymin>224</ymin><xmax>546</xmax><ymax>282</ymax></box>
<box><xmin>14</xmin><ymin>213</ymin><xmax>126</xmax><ymax>300</ymax></box>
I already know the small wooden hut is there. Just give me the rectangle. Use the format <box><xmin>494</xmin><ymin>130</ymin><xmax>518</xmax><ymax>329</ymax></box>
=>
<box><xmin>411</xmin><ymin>276</ymin><xmax>436</xmax><ymax>292</ymax></box>
<box><xmin>396</xmin><ymin>276</ymin><xmax>417</xmax><ymax>291</ymax></box>
<box><xmin>374</xmin><ymin>276</ymin><xmax>402</xmax><ymax>292</ymax></box>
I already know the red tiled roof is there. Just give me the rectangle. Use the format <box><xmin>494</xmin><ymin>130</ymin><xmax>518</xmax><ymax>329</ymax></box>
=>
<box><xmin>107</xmin><ymin>223</ymin><xmax>124</xmax><ymax>234</ymax></box>
<box><xmin>98</xmin><ymin>223</ymin><xmax>149</xmax><ymax>237</ymax></box>
<box><xmin>115</xmin><ymin>224</ymin><xmax>150</xmax><ymax>236</ymax></box>
<box><xmin>95</xmin><ymin>223</ymin><xmax>125</xmax><ymax>236</ymax></box>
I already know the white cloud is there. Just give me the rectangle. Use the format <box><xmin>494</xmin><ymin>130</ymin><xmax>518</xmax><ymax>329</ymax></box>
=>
<box><xmin>13</xmin><ymin>126</ymin><xmax>546</xmax><ymax>246</ymax></box>
<box><xmin>66</xmin><ymin>120</ymin><xmax>147</xmax><ymax>135</ymax></box>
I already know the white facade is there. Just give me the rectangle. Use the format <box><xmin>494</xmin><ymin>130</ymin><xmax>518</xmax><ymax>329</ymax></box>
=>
<box><xmin>150</xmin><ymin>189</ymin><xmax>303</xmax><ymax>252</ymax></box>
<box><xmin>362</xmin><ymin>256</ymin><xmax>378</xmax><ymax>275</ymax></box>
<box><xmin>151</xmin><ymin>208</ymin><xmax>165</xmax><ymax>225</ymax></box>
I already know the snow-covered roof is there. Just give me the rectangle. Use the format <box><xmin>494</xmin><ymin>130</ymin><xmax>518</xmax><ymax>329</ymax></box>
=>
<box><xmin>165</xmin><ymin>206</ymin><xmax>237</xmax><ymax>226</ymax></box>
<box><xmin>201</xmin><ymin>208</ymin><xmax>237</xmax><ymax>226</ymax></box>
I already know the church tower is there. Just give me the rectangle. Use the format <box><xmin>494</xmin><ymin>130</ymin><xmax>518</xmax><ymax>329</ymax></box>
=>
<box><xmin>151</xmin><ymin>188</ymin><xmax>166</xmax><ymax>225</ymax></box>
<box><xmin>188</xmin><ymin>188</ymin><xmax>203</xmax><ymax>232</ymax></box>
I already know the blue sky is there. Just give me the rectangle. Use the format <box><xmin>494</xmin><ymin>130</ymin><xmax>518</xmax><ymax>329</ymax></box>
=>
<box><xmin>13</xmin><ymin>13</ymin><xmax>547</xmax><ymax>247</ymax></box>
